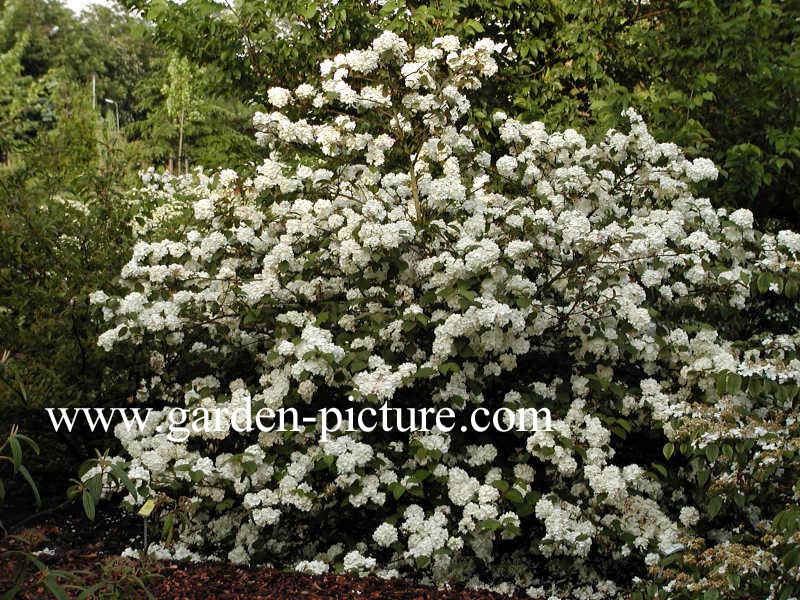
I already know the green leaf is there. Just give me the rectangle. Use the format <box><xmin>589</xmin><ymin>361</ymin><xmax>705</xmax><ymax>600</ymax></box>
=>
<box><xmin>714</xmin><ymin>372</ymin><xmax>728</xmax><ymax>395</ymax></box>
<box><xmin>616</xmin><ymin>418</ymin><xmax>633</xmax><ymax>433</ymax></box>
<box><xmin>703</xmin><ymin>589</ymin><xmax>720</xmax><ymax>600</ymax></box>
<box><xmin>82</xmin><ymin>489</ymin><xmax>96</xmax><ymax>521</ymax></box>
<box><xmin>302</xmin><ymin>2</ymin><xmax>318</xmax><ymax>18</ymax></box>
<box><xmin>415</xmin><ymin>367</ymin><xmax>436</xmax><ymax>379</ymax></box>
<box><xmin>708</xmin><ymin>495</ymin><xmax>723</xmax><ymax>518</ymax></box>
<box><xmin>43</xmin><ymin>577</ymin><xmax>70</xmax><ymax>600</ymax></box>
<box><xmin>747</xmin><ymin>377</ymin><xmax>762</xmax><ymax>396</ymax></box>
<box><xmin>162</xmin><ymin>513</ymin><xmax>175</xmax><ymax>544</ymax></box>
<box><xmin>492</xmin><ymin>479</ymin><xmax>510</xmax><ymax>493</ymax></box>
<box><xmin>86</xmin><ymin>473</ymin><xmax>102</xmax><ymax>502</ymax></box>
<box><xmin>349</xmin><ymin>360</ymin><xmax>367</xmax><ymax>372</ymax></box>
<box><xmin>757</xmin><ymin>272</ymin><xmax>772</xmax><ymax>293</ymax></box>
<box><xmin>76</xmin><ymin>584</ymin><xmax>106</xmax><ymax>600</ymax></box>
<box><xmin>479</xmin><ymin>518</ymin><xmax>502</xmax><ymax>531</ymax></box>
<box><xmin>777</xmin><ymin>384</ymin><xmax>799</xmax><ymax>402</ymax></box>
<box><xmin>409</xmin><ymin>469</ymin><xmax>430</xmax><ymax>484</ymax></box>
<box><xmin>725</xmin><ymin>573</ymin><xmax>741</xmax><ymax>589</ymax></box>
<box><xmin>18</xmin><ymin>465</ymin><xmax>40</xmax><ymax>507</ymax></box>
<box><xmin>722</xmin><ymin>444</ymin><xmax>734</xmax><ymax>460</ymax></box>
<box><xmin>783</xmin><ymin>546</ymin><xmax>800</xmax><ymax>569</ymax></box>
<box><xmin>651</xmin><ymin>463</ymin><xmax>668</xmax><ymax>478</ymax></box>
<box><xmin>506</xmin><ymin>489</ymin><xmax>524</xmax><ymax>504</ymax></box>
<box><xmin>698</xmin><ymin>469</ymin><xmax>710</xmax><ymax>487</ymax></box>
<box><xmin>785</xmin><ymin>278</ymin><xmax>799</xmax><ymax>299</ymax></box>
<box><xmin>389</xmin><ymin>482</ymin><xmax>405</xmax><ymax>500</ymax></box>
<box><xmin>705</xmin><ymin>444</ymin><xmax>720</xmax><ymax>463</ymax></box>
<box><xmin>516</xmin><ymin>502</ymin><xmax>535</xmax><ymax>518</ymax></box>
<box><xmin>15</xmin><ymin>434</ymin><xmax>39</xmax><ymax>455</ymax></box>
<box><xmin>111</xmin><ymin>463</ymin><xmax>138</xmax><ymax>498</ymax></box>
<box><xmin>663</xmin><ymin>442</ymin><xmax>675</xmax><ymax>460</ymax></box>
<box><xmin>9</xmin><ymin>436</ymin><xmax>22</xmax><ymax>473</ymax></box>
<box><xmin>725</xmin><ymin>373</ymin><xmax>742</xmax><ymax>394</ymax></box>
<box><xmin>407</xmin><ymin>486</ymin><xmax>425</xmax><ymax>498</ymax></box>
<box><xmin>438</xmin><ymin>362</ymin><xmax>460</xmax><ymax>375</ymax></box>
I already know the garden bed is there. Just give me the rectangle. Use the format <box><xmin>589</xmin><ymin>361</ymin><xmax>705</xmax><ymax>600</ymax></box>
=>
<box><xmin>1</xmin><ymin>508</ymin><xmax>523</xmax><ymax>600</ymax></box>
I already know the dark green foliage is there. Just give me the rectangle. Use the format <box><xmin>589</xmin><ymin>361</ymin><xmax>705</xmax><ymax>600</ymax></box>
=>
<box><xmin>619</xmin><ymin>1</ymin><xmax>800</xmax><ymax>224</ymax></box>
<box><xmin>119</xmin><ymin>0</ymin><xmax>799</xmax><ymax>223</ymax></box>
<box><xmin>0</xmin><ymin>89</ymin><xmax>140</xmax><ymax>411</ymax></box>
<box><xmin>400</xmin><ymin>0</ymin><xmax>800</xmax><ymax>224</ymax></box>
<box><xmin>121</xmin><ymin>0</ymin><xmax>386</xmax><ymax>97</ymax></box>
<box><xmin>0</xmin><ymin>2</ymin><xmax>798</xmax><ymax>596</ymax></box>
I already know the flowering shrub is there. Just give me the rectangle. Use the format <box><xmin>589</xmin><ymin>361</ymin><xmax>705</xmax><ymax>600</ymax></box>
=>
<box><xmin>92</xmin><ymin>33</ymin><xmax>800</xmax><ymax>598</ymax></box>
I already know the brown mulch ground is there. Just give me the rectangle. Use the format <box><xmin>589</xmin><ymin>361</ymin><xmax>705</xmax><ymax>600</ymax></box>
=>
<box><xmin>0</xmin><ymin>420</ymin><xmax>525</xmax><ymax>600</ymax></box>
<box><xmin>1</xmin><ymin>522</ymin><xmax>523</xmax><ymax>600</ymax></box>
<box><xmin>150</xmin><ymin>563</ymin><xmax>522</xmax><ymax>600</ymax></box>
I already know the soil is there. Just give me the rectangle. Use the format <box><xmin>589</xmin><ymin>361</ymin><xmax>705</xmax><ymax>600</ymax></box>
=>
<box><xmin>0</xmin><ymin>505</ymin><xmax>525</xmax><ymax>600</ymax></box>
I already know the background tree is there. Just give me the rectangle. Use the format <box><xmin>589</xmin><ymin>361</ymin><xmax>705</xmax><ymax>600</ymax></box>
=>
<box><xmin>0</xmin><ymin>28</ymin><xmax>32</xmax><ymax>161</ymax></box>
<box><xmin>162</xmin><ymin>54</ymin><xmax>198</xmax><ymax>173</ymax></box>
<box><xmin>116</xmin><ymin>0</ymin><xmax>800</xmax><ymax>225</ymax></box>
<box><xmin>0</xmin><ymin>0</ymin><xmax>156</xmax><ymax>498</ymax></box>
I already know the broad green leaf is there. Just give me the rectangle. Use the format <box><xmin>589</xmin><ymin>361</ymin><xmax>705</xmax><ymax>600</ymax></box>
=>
<box><xmin>43</xmin><ymin>577</ymin><xmax>70</xmax><ymax>600</ymax></box>
<box><xmin>82</xmin><ymin>490</ymin><xmax>96</xmax><ymax>521</ymax></box>
<box><xmin>663</xmin><ymin>442</ymin><xmax>675</xmax><ymax>460</ymax></box>
<box><xmin>705</xmin><ymin>444</ymin><xmax>720</xmax><ymax>463</ymax></box>
<box><xmin>708</xmin><ymin>495</ymin><xmax>723</xmax><ymax>518</ymax></box>
<box><xmin>18</xmin><ymin>465</ymin><xmax>40</xmax><ymax>507</ymax></box>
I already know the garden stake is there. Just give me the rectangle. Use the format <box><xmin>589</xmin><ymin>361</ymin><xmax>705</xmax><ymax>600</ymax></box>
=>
<box><xmin>138</xmin><ymin>498</ymin><xmax>156</xmax><ymax>557</ymax></box>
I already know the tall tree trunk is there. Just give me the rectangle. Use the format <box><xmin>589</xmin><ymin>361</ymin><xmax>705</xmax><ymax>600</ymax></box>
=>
<box><xmin>177</xmin><ymin>108</ymin><xmax>185</xmax><ymax>176</ymax></box>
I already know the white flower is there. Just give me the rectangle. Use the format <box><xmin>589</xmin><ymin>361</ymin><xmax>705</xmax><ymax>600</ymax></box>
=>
<box><xmin>214</xmin><ymin>170</ymin><xmax>236</xmax><ymax>189</ymax></box>
<box><xmin>267</xmin><ymin>87</ymin><xmax>292</xmax><ymax>108</ymax></box>
<box><xmin>777</xmin><ymin>230</ymin><xmax>800</xmax><ymax>254</ymax></box>
<box><xmin>432</xmin><ymin>35</ymin><xmax>460</xmax><ymax>52</ymax></box>
<box><xmin>342</xmin><ymin>550</ymin><xmax>376</xmax><ymax>573</ymax></box>
<box><xmin>448</xmin><ymin>467</ymin><xmax>479</xmax><ymax>506</ymax></box>
<box><xmin>679</xmin><ymin>506</ymin><xmax>700</xmax><ymax>527</ymax></box>
<box><xmin>496</xmin><ymin>155</ymin><xmax>517</xmax><ymax>177</ymax></box>
<box><xmin>93</xmin><ymin>29</ymin><xmax>800</xmax><ymax>593</ymax></box>
<box><xmin>644</xmin><ymin>552</ymin><xmax>660</xmax><ymax>566</ymax></box>
<box><xmin>89</xmin><ymin>290</ymin><xmax>109</xmax><ymax>305</ymax></box>
<box><xmin>228</xmin><ymin>545</ymin><xmax>249</xmax><ymax>564</ymax></box>
<box><xmin>193</xmin><ymin>197</ymin><xmax>215</xmax><ymax>220</ymax></box>
<box><xmin>729</xmin><ymin>208</ymin><xmax>754</xmax><ymax>229</ymax></box>
<box><xmin>295</xmin><ymin>560</ymin><xmax>329</xmax><ymax>575</ymax></box>
<box><xmin>685</xmin><ymin>157</ymin><xmax>718</xmax><ymax>182</ymax></box>
<box><xmin>295</xmin><ymin>83</ymin><xmax>316</xmax><ymax>99</ymax></box>
<box><xmin>372</xmin><ymin>31</ymin><xmax>408</xmax><ymax>57</ymax></box>
<box><xmin>373</xmin><ymin>523</ymin><xmax>398</xmax><ymax>547</ymax></box>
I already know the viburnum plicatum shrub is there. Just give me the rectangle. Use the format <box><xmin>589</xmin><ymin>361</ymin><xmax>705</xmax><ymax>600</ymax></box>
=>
<box><xmin>91</xmin><ymin>33</ymin><xmax>800</xmax><ymax>598</ymax></box>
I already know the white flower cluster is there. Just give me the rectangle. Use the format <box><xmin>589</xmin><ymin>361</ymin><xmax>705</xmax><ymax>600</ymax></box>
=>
<box><xmin>94</xmin><ymin>31</ymin><xmax>800</xmax><ymax>598</ymax></box>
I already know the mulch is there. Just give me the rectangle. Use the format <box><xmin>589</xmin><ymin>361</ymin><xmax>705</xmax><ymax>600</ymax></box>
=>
<box><xmin>0</xmin><ymin>523</ymin><xmax>523</xmax><ymax>600</ymax></box>
<box><xmin>0</xmin><ymin>419</ymin><xmax>525</xmax><ymax>600</ymax></box>
<box><xmin>149</xmin><ymin>563</ymin><xmax>522</xmax><ymax>600</ymax></box>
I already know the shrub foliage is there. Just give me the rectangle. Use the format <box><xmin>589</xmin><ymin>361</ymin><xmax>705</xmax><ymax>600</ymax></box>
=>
<box><xmin>93</xmin><ymin>34</ymin><xmax>800</xmax><ymax>597</ymax></box>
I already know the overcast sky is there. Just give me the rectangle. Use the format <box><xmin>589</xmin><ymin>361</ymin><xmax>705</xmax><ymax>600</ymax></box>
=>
<box><xmin>64</xmin><ymin>0</ymin><xmax>114</xmax><ymax>15</ymax></box>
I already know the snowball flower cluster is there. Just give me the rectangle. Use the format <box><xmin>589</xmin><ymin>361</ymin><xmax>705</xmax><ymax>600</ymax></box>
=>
<box><xmin>93</xmin><ymin>31</ymin><xmax>800</xmax><ymax>598</ymax></box>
